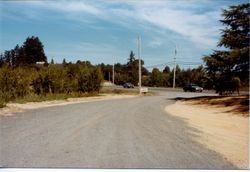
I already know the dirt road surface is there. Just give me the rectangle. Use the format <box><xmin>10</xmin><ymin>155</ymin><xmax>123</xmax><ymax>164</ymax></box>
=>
<box><xmin>0</xmin><ymin>91</ymin><xmax>243</xmax><ymax>169</ymax></box>
<box><xmin>165</xmin><ymin>100</ymin><xmax>249</xmax><ymax>169</ymax></box>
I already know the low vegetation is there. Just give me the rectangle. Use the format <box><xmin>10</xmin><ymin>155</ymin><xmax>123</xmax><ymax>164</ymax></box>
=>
<box><xmin>100</xmin><ymin>86</ymin><xmax>155</xmax><ymax>96</ymax></box>
<box><xmin>100</xmin><ymin>87</ymin><xmax>138</xmax><ymax>95</ymax></box>
<box><xmin>0</xmin><ymin>63</ymin><xmax>103</xmax><ymax>107</ymax></box>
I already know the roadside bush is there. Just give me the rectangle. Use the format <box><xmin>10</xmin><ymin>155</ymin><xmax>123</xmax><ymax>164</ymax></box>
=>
<box><xmin>77</xmin><ymin>66</ymin><xmax>90</xmax><ymax>93</ymax></box>
<box><xmin>32</xmin><ymin>69</ymin><xmax>52</xmax><ymax>95</ymax></box>
<box><xmin>0</xmin><ymin>63</ymin><xmax>103</xmax><ymax>106</ymax></box>
<box><xmin>0</xmin><ymin>66</ymin><xmax>31</xmax><ymax>101</ymax></box>
<box><xmin>0</xmin><ymin>99</ymin><xmax>5</xmax><ymax>108</ymax></box>
<box><xmin>47</xmin><ymin>65</ymin><xmax>67</xmax><ymax>94</ymax></box>
<box><xmin>215</xmin><ymin>77</ymin><xmax>241</xmax><ymax>95</ymax></box>
<box><xmin>87</xmin><ymin>67</ymin><xmax>103</xmax><ymax>92</ymax></box>
<box><xmin>76</xmin><ymin>66</ymin><xmax>103</xmax><ymax>93</ymax></box>
<box><xmin>64</xmin><ymin>64</ymin><xmax>79</xmax><ymax>93</ymax></box>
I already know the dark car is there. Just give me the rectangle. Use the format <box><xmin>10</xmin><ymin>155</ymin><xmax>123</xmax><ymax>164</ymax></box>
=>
<box><xmin>123</xmin><ymin>82</ymin><xmax>134</xmax><ymax>88</ymax></box>
<box><xmin>183</xmin><ymin>84</ymin><xmax>203</xmax><ymax>92</ymax></box>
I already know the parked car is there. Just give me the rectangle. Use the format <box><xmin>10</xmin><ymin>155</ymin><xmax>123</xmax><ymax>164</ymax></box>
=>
<box><xmin>183</xmin><ymin>84</ymin><xmax>203</xmax><ymax>92</ymax></box>
<box><xmin>123</xmin><ymin>82</ymin><xmax>134</xmax><ymax>88</ymax></box>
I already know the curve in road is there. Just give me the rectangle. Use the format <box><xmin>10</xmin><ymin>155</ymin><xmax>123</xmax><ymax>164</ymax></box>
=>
<box><xmin>0</xmin><ymin>91</ymin><xmax>237</xmax><ymax>169</ymax></box>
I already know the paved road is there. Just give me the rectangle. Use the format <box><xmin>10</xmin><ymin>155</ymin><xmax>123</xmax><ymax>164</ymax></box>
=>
<box><xmin>0</xmin><ymin>91</ymin><xmax>237</xmax><ymax>169</ymax></box>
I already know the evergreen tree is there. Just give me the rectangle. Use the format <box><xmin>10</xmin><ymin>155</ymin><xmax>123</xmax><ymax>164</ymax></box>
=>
<box><xmin>128</xmin><ymin>50</ymin><xmax>135</xmax><ymax>64</ymax></box>
<box><xmin>62</xmin><ymin>58</ymin><xmax>67</xmax><ymax>65</ymax></box>
<box><xmin>127</xmin><ymin>51</ymin><xmax>138</xmax><ymax>85</ymax></box>
<box><xmin>151</xmin><ymin>68</ymin><xmax>163</xmax><ymax>86</ymax></box>
<box><xmin>23</xmin><ymin>36</ymin><xmax>47</xmax><ymax>64</ymax></box>
<box><xmin>204</xmin><ymin>3</ymin><xmax>249</xmax><ymax>88</ymax></box>
<box><xmin>0</xmin><ymin>36</ymin><xmax>47</xmax><ymax>66</ymax></box>
<box><xmin>12</xmin><ymin>45</ymin><xmax>20</xmax><ymax>66</ymax></box>
<box><xmin>4</xmin><ymin>51</ymin><xmax>11</xmax><ymax>66</ymax></box>
<box><xmin>50</xmin><ymin>58</ymin><xmax>54</xmax><ymax>64</ymax></box>
<box><xmin>163</xmin><ymin>65</ymin><xmax>170</xmax><ymax>73</ymax></box>
<box><xmin>0</xmin><ymin>54</ymin><xmax>4</xmax><ymax>67</ymax></box>
<box><xmin>17</xmin><ymin>46</ymin><xmax>26</xmax><ymax>66</ymax></box>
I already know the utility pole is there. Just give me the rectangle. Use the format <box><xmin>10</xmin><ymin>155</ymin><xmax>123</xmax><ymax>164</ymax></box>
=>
<box><xmin>138</xmin><ymin>36</ymin><xmax>142</xmax><ymax>94</ymax></box>
<box><xmin>173</xmin><ymin>46</ymin><xmax>177</xmax><ymax>89</ymax></box>
<box><xmin>108</xmin><ymin>72</ymin><xmax>110</xmax><ymax>82</ymax></box>
<box><xmin>112</xmin><ymin>60</ymin><xmax>115</xmax><ymax>85</ymax></box>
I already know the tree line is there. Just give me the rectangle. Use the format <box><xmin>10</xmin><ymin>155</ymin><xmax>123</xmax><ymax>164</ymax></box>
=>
<box><xmin>0</xmin><ymin>36</ymin><xmax>47</xmax><ymax>67</ymax></box>
<box><xmin>0</xmin><ymin>37</ymin><xmax>103</xmax><ymax>107</ymax></box>
<box><xmin>99</xmin><ymin>52</ymin><xmax>208</xmax><ymax>88</ymax></box>
<box><xmin>0</xmin><ymin>2</ymin><xmax>248</xmax><ymax>107</ymax></box>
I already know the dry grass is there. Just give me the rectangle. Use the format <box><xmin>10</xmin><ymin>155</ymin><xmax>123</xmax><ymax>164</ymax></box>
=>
<box><xmin>0</xmin><ymin>87</ymin><xmax>141</xmax><ymax>108</ymax></box>
<box><xmin>175</xmin><ymin>95</ymin><xmax>249</xmax><ymax>117</ymax></box>
<box><xmin>100</xmin><ymin>87</ymin><xmax>156</xmax><ymax>96</ymax></box>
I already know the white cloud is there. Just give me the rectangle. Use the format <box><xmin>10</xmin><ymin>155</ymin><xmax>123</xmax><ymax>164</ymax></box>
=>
<box><xmin>146</xmin><ymin>37</ymin><xmax>163</xmax><ymax>48</ymax></box>
<box><xmin>104</xmin><ymin>1</ymin><xmax>222</xmax><ymax>49</ymax></box>
<box><xmin>21</xmin><ymin>1</ymin><xmax>102</xmax><ymax>15</ymax></box>
<box><xmin>48</xmin><ymin>1</ymin><xmax>101</xmax><ymax>15</ymax></box>
<box><xmin>13</xmin><ymin>1</ymin><xmax>224</xmax><ymax>49</ymax></box>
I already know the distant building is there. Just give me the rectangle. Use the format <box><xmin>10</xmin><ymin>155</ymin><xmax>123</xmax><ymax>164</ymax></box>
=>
<box><xmin>36</xmin><ymin>61</ymin><xmax>45</xmax><ymax>65</ymax></box>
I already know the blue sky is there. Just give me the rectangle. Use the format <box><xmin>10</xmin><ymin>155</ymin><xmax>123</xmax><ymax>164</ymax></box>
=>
<box><xmin>0</xmin><ymin>0</ymin><xmax>248</xmax><ymax>70</ymax></box>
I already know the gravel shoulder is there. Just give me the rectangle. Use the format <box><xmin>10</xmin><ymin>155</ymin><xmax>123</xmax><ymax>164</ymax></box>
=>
<box><xmin>0</xmin><ymin>94</ymin><xmax>137</xmax><ymax>117</ymax></box>
<box><xmin>165</xmin><ymin>100</ymin><xmax>249</xmax><ymax>169</ymax></box>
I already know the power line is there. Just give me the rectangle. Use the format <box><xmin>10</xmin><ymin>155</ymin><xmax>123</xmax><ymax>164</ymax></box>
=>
<box><xmin>145</xmin><ymin>62</ymin><xmax>173</xmax><ymax>68</ymax></box>
<box><xmin>145</xmin><ymin>61</ymin><xmax>203</xmax><ymax>68</ymax></box>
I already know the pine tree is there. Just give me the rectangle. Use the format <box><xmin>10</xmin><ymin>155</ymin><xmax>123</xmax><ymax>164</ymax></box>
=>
<box><xmin>23</xmin><ymin>36</ymin><xmax>47</xmax><ymax>64</ymax></box>
<box><xmin>50</xmin><ymin>58</ymin><xmax>54</xmax><ymax>64</ymax></box>
<box><xmin>151</xmin><ymin>68</ymin><xmax>163</xmax><ymax>87</ymax></box>
<box><xmin>17</xmin><ymin>46</ymin><xmax>26</xmax><ymax>66</ymax></box>
<box><xmin>4</xmin><ymin>51</ymin><xmax>11</xmax><ymax>66</ymax></box>
<box><xmin>163</xmin><ymin>66</ymin><xmax>170</xmax><ymax>73</ymax></box>
<box><xmin>62</xmin><ymin>58</ymin><xmax>67</xmax><ymax>65</ymax></box>
<box><xmin>203</xmin><ymin>3</ymin><xmax>249</xmax><ymax>88</ymax></box>
<box><xmin>128</xmin><ymin>50</ymin><xmax>135</xmax><ymax>64</ymax></box>
<box><xmin>0</xmin><ymin>54</ymin><xmax>4</xmax><ymax>67</ymax></box>
<box><xmin>12</xmin><ymin>45</ymin><xmax>20</xmax><ymax>66</ymax></box>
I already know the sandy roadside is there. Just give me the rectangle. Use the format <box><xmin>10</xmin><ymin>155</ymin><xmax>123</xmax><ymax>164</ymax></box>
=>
<box><xmin>165</xmin><ymin>101</ymin><xmax>249</xmax><ymax>169</ymax></box>
<box><xmin>0</xmin><ymin>94</ymin><xmax>137</xmax><ymax>117</ymax></box>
